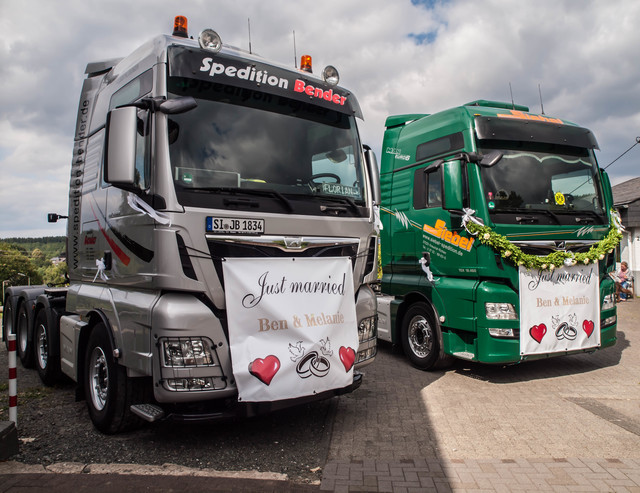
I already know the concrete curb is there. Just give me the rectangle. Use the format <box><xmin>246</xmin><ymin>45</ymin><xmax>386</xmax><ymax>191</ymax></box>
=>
<box><xmin>0</xmin><ymin>460</ymin><xmax>288</xmax><ymax>481</ymax></box>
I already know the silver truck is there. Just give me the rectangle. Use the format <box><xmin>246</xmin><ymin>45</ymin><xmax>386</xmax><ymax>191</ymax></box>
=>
<box><xmin>2</xmin><ymin>16</ymin><xmax>379</xmax><ymax>433</ymax></box>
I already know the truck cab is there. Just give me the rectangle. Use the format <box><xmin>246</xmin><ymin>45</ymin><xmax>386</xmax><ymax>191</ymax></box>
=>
<box><xmin>3</xmin><ymin>17</ymin><xmax>379</xmax><ymax>433</ymax></box>
<box><xmin>378</xmin><ymin>100</ymin><xmax>618</xmax><ymax>369</ymax></box>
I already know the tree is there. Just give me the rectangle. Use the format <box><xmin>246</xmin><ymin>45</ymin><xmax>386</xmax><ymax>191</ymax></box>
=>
<box><xmin>41</xmin><ymin>262</ymin><xmax>68</xmax><ymax>286</ymax></box>
<box><xmin>0</xmin><ymin>241</ymin><xmax>43</xmax><ymax>286</ymax></box>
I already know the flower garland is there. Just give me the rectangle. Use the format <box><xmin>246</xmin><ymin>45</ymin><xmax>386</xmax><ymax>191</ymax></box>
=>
<box><xmin>464</xmin><ymin>212</ymin><xmax>623</xmax><ymax>271</ymax></box>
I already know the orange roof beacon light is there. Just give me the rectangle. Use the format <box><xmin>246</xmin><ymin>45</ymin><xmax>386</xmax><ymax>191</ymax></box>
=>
<box><xmin>300</xmin><ymin>55</ymin><xmax>313</xmax><ymax>73</ymax></box>
<box><xmin>173</xmin><ymin>16</ymin><xmax>188</xmax><ymax>38</ymax></box>
<box><xmin>198</xmin><ymin>29</ymin><xmax>222</xmax><ymax>53</ymax></box>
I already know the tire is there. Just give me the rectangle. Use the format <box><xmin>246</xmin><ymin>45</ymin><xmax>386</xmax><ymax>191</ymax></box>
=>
<box><xmin>84</xmin><ymin>323</ymin><xmax>146</xmax><ymax>434</ymax></box>
<box><xmin>17</xmin><ymin>303</ymin><xmax>34</xmax><ymax>368</ymax></box>
<box><xmin>3</xmin><ymin>298</ymin><xmax>14</xmax><ymax>349</ymax></box>
<box><xmin>401</xmin><ymin>302</ymin><xmax>442</xmax><ymax>370</ymax></box>
<box><xmin>34</xmin><ymin>309</ymin><xmax>61</xmax><ymax>386</ymax></box>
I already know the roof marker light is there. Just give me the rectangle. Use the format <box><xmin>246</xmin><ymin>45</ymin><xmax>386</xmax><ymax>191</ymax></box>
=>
<box><xmin>199</xmin><ymin>29</ymin><xmax>222</xmax><ymax>52</ymax></box>
<box><xmin>322</xmin><ymin>65</ymin><xmax>339</xmax><ymax>86</ymax></box>
<box><xmin>300</xmin><ymin>55</ymin><xmax>313</xmax><ymax>73</ymax></box>
<box><xmin>173</xmin><ymin>16</ymin><xmax>188</xmax><ymax>38</ymax></box>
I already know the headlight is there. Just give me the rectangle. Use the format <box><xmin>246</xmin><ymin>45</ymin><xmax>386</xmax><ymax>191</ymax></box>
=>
<box><xmin>198</xmin><ymin>29</ymin><xmax>222</xmax><ymax>53</ymax></box>
<box><xmin>602</xmin><ymin>293</ymin><xmax>615</xmax><ymax>311</ymax></box>
<box><xmin>322</xmin><ymin>65</ymin><xmax>340</xmax><ymax>86</ymax></box>
<box><xmin>166</xmin><ymin>377</ymin><xmax>216</xmax><ymax>391</ymax></box>
<box><xmin>358</xmin><ymin>315</ymin><xmax>377</xmax><ymax>342</ymax></box>
<box><xmin>601</xmin><ymin>315</ymin><xmax>616</xmax><ymax>328</ymax></box>
<box><xmin>357</xmin><ymin>346</ymin><xmax>377</xmax><ymax>363</ymax></box>
<box><xmin>162</xmin><ymin>337</ymin><xmax>214</xmax><ymax>367</ymax></box>
<box><xmin>485</xmin><ymin>302</ymin><xmax>517</xmax><ymax>320</ymax></box>
<box><xmin>488</xmin><ymin>328</ymin><xmax>516</xmax><ymax>338</ymax></box>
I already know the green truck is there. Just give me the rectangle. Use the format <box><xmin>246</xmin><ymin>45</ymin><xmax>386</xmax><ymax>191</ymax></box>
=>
<box><xmin>377</xmin><ymin>100</ymin><xmax>621</xmax><ymax>369</ymax></box>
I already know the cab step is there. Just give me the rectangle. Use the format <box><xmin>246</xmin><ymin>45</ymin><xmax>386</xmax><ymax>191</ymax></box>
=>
<box><xmin>130</xmin><ymin>403</ymin><xmax>166</xmax><ymax>422</ymax></box>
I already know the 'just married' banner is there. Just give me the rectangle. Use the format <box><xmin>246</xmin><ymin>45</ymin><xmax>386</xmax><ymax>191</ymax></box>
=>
<box><xmin>519</xmin><ymin>264</ymin><xmax>600</xmax><ymax>356</ymax></box>
<box><xmin>223</xmin><ymin>257</ymin><xmax>359</xmax><ymax>402</ymax></box>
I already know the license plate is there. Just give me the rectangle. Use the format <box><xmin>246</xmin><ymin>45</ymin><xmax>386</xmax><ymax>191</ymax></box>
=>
<box><xmin>206</xmin><ymin>217</ymin><xmax>264</xmax><ymax>235</ymax></box>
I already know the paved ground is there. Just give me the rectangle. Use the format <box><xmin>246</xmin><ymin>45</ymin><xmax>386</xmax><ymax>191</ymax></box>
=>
<box><xmin>2</xmin><ymin>300</ymin><xmax>640</xmax><ymax>491</ymax></box>
<box><xmin>320</xmin><ymin>299</ymin><xmax>640</xmax><ymax>491</ymax></box>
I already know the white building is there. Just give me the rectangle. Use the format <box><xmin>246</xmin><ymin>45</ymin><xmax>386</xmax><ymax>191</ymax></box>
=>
<box><xmin>612</xmin><ymin>177</ymin><xmax>640</xmax><ymax>297</ymax></box>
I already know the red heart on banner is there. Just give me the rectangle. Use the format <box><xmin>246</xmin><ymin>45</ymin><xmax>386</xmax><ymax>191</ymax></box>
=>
<box><xmin>339</xmin><ymin>346</ymin><xmax>356</xmax><ymax>372</ymax></box>
<box><xmin>249</xmin><ymin>355</ymin><xmax>281</xmax><ymax>386</ymax></box>
<box><xmin>583</xmin><ymin>320</ymin><xmax>595</xmax><ymax>338</ymax></box>
<box><xmin>529</xmin><ymin>324</ymin><xmax>547</xmax><ymax>344</ymax></box>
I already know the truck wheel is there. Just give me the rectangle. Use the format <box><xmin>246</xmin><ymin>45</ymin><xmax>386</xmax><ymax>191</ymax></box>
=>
<box><xmin>17</xmin><ymin>303</ymin><xmax>34</xmax><ymax>368</ymax></box>
<box><xmin>2</xmin><ymin>298</ymin><xmax>14</xmax><ymax>349</ymax></box>
<box><xmin>84</xmin><ymin>323</ymin><xmax>144</xmax><ymax>434</ymax></box>
<box><xmin>401</xmin><ymin>302</ymin><xmax>441</xmax><ymax>370</ymax></box>
<box><xmin>34</xmin><ymin>309</ymin><xmax>61</xmax><ymax>386</ymax></box>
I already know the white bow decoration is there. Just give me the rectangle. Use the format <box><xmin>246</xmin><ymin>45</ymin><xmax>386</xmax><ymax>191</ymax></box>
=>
<box><xmin>611</xmin><ymin>209</ymin><xmax>625</xmax><ymax>233</ymax></box>
<box><xmin>461</xmin><ymin>207</ymin><xmax>484</xmax><ymax>235</ymax></box>
<box><xmin>127</xmin><ymin>194</ymin><xmax>171</xmax><ymax>226</ymax></box>
<box><xmin>418</xmin><ymin>256</ymin><xmax>434</xmax><ymax>282</ymax></box>
<box><xmin>93</xmin><ymin>258</ymin><xmax>109</xmax><ymax>282</ymax></box>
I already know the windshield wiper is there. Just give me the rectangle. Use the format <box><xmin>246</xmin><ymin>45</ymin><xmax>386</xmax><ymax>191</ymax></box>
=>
<box><xmin>573</xmin><ymin>210</ymin><xmax>606</xmax><ymax>224</ymax></box>
<box><xmin>188</xmin><ymin>187</ymin><xmax>293</xmax><ymax>212</ymax></box>
<box><xmin>495</xmin><ymin>207</ymin><xmax>562</xmax><ymax>225</ymax></box>
<box><xmin>312</xmin><ymin>194</ymin><xmax>361</xmax><ymax>214</ymax></box>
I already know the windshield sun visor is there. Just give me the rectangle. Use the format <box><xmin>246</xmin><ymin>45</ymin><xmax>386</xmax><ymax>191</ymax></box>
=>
<box><xmin>474</xmin><ymin>115</ymin><xmax>599</xmax><ymax>150</ymax></box>
<box><xmin>168</xmin><ymin>45</ymin><xmax>362</xmax><ymax>119</ymax></box>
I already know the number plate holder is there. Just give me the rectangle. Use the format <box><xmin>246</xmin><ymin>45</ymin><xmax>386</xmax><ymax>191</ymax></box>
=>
<box><xmin>206</xmin><ymin>217</ymin><xmax>265</xmax><ymax>235</ymax></box>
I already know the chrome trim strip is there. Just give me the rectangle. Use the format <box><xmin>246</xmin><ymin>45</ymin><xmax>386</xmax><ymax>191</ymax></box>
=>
<box><xmin>511</xmin><ymin>240</ymin><xmax>598</xmax><ymax>251</ymax></box>
<box><xmin>205</xmin><ymin>235</ymin><xmax>360</xmax><ymax>252</ymax></box>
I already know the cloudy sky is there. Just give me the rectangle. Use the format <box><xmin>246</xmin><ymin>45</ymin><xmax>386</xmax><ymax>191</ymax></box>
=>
<box><xmin>1</xmin><ymin>0</ymin><xmax>639</xmax><ymax>238</ymax></box>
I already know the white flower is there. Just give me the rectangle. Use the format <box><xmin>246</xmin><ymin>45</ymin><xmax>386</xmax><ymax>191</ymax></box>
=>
<box><xmin>504</xmin><ymin>250</ymin><xmax>512</xmax><ymax>257</ymax></box>
<box><xmin>549</xmin><ymin>264</ymin><xmax>555</xmax><ymax>270</ymax></box>
<box><xmin>541</xmin><ymin>264</ymin><xmax>547</xmax><ymax>270</ymax></box>
<box><xmin>599</xmin><ymin>254</ymin><xmax>605</xmax><ymax>260</ymax></box>
<box><xmin>583</xmin><ymin>258</ymin><xmax>590</xmax><ymax>264</ymax></box>
<box><xmin>483</xmin><ymin>233</ymin><xmax>490</xmax><ymax>240</ymax></box>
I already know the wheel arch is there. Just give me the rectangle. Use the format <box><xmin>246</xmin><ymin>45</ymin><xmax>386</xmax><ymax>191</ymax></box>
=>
<box><xmin>76</xmin><ymin>310</ymin><xmax>116</xmax><ymax>401</ymax></box>
<box><xmin>395</xmin><ymin>291</ymin><xmax>449</xmax><ymax>365</ymax></box>
<box><xmin>395</xmin><ymin>291</ymin><xmax>440</xmax><ymax>339</ymax></box>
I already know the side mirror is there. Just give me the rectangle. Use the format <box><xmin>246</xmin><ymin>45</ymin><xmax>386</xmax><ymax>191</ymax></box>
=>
<box><xmin>443</xmin><ymin>160</ymin><xmax>464</xmax><ymax>210</ymax></box>
<box><xmin>599</xmin><ymin>169</ymin><xmax>613</xmax><ymax>209</ymax></box>
<box><xmin>104</xmin><ymin>106</ymin><xmax>137</xmax><ymax>185</ymax></box>
<box><xmin>364</xmin><ymin>146</ymin><xmax>381</xmax><ymax>205</ymax></box>
<box><xmin>158</xmin><ymin>96</ymin><xmax>197</xmax><ymax>115</ymax></box>
<box><xmin>479</xmin><ymin>150</ymin><xmax>503</xmax><ymax>167</ymax></box>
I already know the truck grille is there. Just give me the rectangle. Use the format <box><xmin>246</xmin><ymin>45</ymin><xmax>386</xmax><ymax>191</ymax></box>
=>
<box><xmin>206</xmin><ymin>236</ymin><xmax>359</xmax><ymax>285</ymax></box>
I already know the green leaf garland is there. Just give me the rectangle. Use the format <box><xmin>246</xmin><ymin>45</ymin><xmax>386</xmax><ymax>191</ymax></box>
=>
<box><xmin>465</xmin><ymin>221</ymin><xmax>622</xmax><ymax>271</ymax></box>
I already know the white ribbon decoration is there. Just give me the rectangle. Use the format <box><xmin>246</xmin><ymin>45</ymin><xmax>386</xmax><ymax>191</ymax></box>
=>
<box><xmin>461</xmin><ymin>207</ymin><xmax>484</xmax><ymax>235</ymax></box>
<box><xmin>611</xmin><ymin>209</ymin><xmax>625</xmax><ymax>233</ymax></box>
<box><xmin>418</xmin><ymin>256</ymin><xmax>434</xmax><ymax>282</ymax></box>
<box><xmin>127</xmin><ymin>194</ymin><xmax>171</xmax><ymax>226</ymax></box>
<box><xmin>374</xmin><ymin>205</ymin><xmax>383</xmax><ymax>232</ymax></box>
<box><xmin>93</xmin><ymin>258</ymin><xmax>109</xmax><ymax>282</ymax></box>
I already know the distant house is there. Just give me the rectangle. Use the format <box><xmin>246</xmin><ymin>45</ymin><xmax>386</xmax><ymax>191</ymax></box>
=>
<box><xmin>50</xmin><ymin>255</ymin><xmax>67</xmax><ymax>266</ymax></box>
<box><xmin>612</xmin><ymin>177</ymin><xmax>640</xmax><ymax>295</ymax></box>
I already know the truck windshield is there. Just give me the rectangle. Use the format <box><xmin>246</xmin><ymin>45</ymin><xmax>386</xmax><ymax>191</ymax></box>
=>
<box><xmin>479</xmin><ymin>142</ymin><xmax>607</xmax><ymax>225</ymax></box>
<box><xmin>166</xmin><ymin>77</ymin><xmax>365</xmax><ymax>214</ymax></box>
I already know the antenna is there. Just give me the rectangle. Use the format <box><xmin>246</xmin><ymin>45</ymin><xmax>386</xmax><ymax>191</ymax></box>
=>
<box><xmin>509</xmin><ymin>82</ymin><xmax>515</xmax><ymax>109</ymax></box>
<box><xmin>538</xmin><ymin>83</ymin><xmax>545</xmax><ymax>114</ymax></box>
<box><xmin>293</xmin><ymin>30</ymin><xmax>298</xmax><ymax>68</ymax></box>
<box><xmin>248</xmin><ymin>18</ymin><xmax>252</xmax><ymax>54</ymax></box>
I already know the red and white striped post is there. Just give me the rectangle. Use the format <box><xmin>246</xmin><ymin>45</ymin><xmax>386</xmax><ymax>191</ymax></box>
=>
<box><xmin>8</xmin><ymin>334</ymin><xmax>17</xmax><ymax>425</ymax></box>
